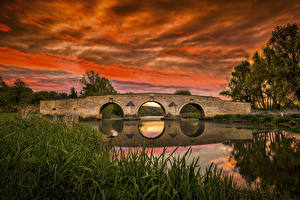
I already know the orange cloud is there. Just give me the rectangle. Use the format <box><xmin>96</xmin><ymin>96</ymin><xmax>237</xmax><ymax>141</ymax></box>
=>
<box><xmin>0</xmin><ymin>47</ymin><xmax>226</xmax><ymax>90</ymax></box>
<box><xmin>0</xmin><ymin>24</ymin><xmax>11</xmax><ymax>32</ymax></box>
<box><xmin>61</xmin><ymin>34</ymin><xmax>87</xmax><ymax>44</ymax></box>
<box><xmin>106</xmin><ymin>31</ymin><xmax>130</xmax><ymax>44</ymax></box>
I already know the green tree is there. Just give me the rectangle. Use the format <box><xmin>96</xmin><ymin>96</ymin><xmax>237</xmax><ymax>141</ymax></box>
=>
<box><xmin>80</xmin><ymin>71</ymin><xmax>117</xmax><ymax>96</ymax></box>
<box><xmin>221</xmin><ymin>23</ymin><xmax>299</xmax><ymax>109</ymax></box>
<box><xmin>268</xmin><ymin>23</ymin><xmax>300</xmax><ymax>102</ymax></box>
<box><xmin>220</xmin><ymin>61</ymin><xmax>252</xmax><ymax>103</ymax></box>
<box><xmin>174</xmin><ymin>90</ymin><xmax>191</xmax><ymax>95</ymax></box>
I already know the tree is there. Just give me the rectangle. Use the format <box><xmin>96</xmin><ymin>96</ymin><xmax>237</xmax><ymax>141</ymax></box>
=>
<box><xmin>0</xmin><ymin>76</ymin><xmax>8</xmax><ymax>88</ymax></box>
<box><xmin>220</xmin><ymin>61</ymin><xmax>252</xmax><ymax>103</ymax></box>
<box><xmin>221</xmin><ymin>23</ymin><xmax>300</xmax><ymax>109</ymax></box>
<box><xmin>0</xmin><ymin>76</ymin><xmax>10</xmax><ymax>107</ymax></box>
<box><xmin>12</xmin><ymin>79</ymin><xmax>33</xmax><ymax>105</ymax></box>
<box><xmin>268</xmin><ymin>23</ymin><xmax>300</xmax><ymax>102</ymax></box>
<box><xmin>80</xmin><ymin>71</ymin><xmax>117</xmax><ymax>96</ymax></box>
<box><xmin>32</xmin><ymin>91</ymin><xmax>52</xmax><ymax>104</ymax></box>
<box><xmin>69</xmin><ymin>87</ymin><xmax>78</xmax><ymax>98</ymax></box>
<box><xmin>174</xmin><ymin>90</ymin><xmax>191</xmax><ymax>95</ymax></box>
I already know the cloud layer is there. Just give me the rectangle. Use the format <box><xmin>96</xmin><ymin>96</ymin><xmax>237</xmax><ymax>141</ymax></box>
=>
<box><xmin>0</xmin><ymin>0</ymin><xmax>299</xmax><ymax>96</ymax></box>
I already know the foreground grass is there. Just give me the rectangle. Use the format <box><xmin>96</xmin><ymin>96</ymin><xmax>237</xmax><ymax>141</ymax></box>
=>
<box><xmin>0</xmin><ymin>115</ymin><xmax>280</xmax><ymax>199</ymax></box>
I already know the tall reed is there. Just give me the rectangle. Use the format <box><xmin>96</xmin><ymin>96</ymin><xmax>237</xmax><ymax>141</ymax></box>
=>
<box><xmin>0</xmin><ymin>115</ymin><xmax>278</xmax><ymax>199</ymax></box>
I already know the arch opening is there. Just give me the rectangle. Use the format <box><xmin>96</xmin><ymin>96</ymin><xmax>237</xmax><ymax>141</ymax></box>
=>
<box><xmin>99</xmin><ymin>103</ymin><xmax>124</xmax><ymax>119</ymax></box>
<box><xmin>138</xmin><ymin>101</ymin><xmax>166</xmax><ymax>119</ymax></box>
<box><xmin>179</xmin><ymin>103</ymin><xmax>204</xmax><ymax>119</ymax></box>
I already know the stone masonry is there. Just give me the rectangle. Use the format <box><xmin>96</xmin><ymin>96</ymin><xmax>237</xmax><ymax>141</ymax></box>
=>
<box><xmin>40</xmin><ymin>93</ymin><xmax>251</xmax><ymax>119</ymax></box>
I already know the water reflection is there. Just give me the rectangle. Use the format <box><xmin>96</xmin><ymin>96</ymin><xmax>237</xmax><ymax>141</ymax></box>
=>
<box><xmin>95</xmin><ymin>119</ymin><xmax>300</xmax><ymax>198</ymax></box>
<box><xmin>180</xmin><ymin>119</ymin><xmax>204</xmax><ymax>137</ymax></box>
<box><xmin>99</xmin><ymin>119</ymin><xmax>123</xmax><ymax>136</ymax></box>
<box><xmin>138</xmin><ymin>120</ymin><xmax>165</xmax><ymax>139</ymax></box>
<box><xmin>224</xmin><ymin>131</ymin><xmax>300</xmax><ymax>198</ymax></box>
<box><xmin>99</xmin><ymin>119</ymin><xmax>254</xmax><ymax>147</ymax></box>
<box><xmin>99</xmin><ymin>119</ymin><xmax>207</xmax><ymax>139</ymax></box>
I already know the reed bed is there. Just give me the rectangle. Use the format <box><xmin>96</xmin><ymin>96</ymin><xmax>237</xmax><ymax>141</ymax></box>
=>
<box><xmin>0</xmin><ymin>115</ymin><xmax>278</xmax><ymax>199</ymax></box>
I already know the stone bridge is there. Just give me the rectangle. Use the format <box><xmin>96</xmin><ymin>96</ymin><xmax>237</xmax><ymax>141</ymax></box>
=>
<box><xmin>40</xmin><ymin>93</ymin><xmax>251</xmax><ymax>119</ymax></box>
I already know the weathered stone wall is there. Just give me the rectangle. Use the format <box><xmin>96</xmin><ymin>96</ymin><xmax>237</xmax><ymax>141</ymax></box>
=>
<box><xmin>40</xmin><ymin>93</ymin><xmax>251</xmax><ymax>119</ymax></box>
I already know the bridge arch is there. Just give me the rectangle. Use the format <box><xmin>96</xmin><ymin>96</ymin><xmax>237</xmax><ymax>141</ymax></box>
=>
<box><xmin>137</xmin><ymin>101</ymin><xmax>167</xmax><ymax>117</ymax></box>
<box><xmin>178</xmin><ymin>102</ymin><xmax>205</xmax><ymax>118</ymax></box>
<box><xmin>98</xmin><ymin>102</ymin><xmax>124</xmax><ymax>119</ymax></box>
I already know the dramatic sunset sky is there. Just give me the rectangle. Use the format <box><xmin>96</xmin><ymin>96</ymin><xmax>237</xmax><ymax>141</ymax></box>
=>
<box><xmin>0</xmin><ymin>0</ymin><xmax>299</xmax><ymax>97</ymax></box>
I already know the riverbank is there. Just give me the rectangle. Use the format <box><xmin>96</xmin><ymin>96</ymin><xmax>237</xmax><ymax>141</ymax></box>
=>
<box><xmin>0</xmin><ymin>113</ymin><xmax>284</xmax><ymax>199</ymax></box>
<box><xmin>209</xmin><ymin>113</ymin><xmax>300</xmax><ymax>131</ymax></box>
<box><xmin>212</xmin><ymin>113</ymin><xmax>300</xmax><ymax>122</ymax></box>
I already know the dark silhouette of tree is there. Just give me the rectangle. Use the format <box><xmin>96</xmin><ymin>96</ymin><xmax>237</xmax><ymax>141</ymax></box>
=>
<box><xmin>32</xmin><ymin>91</ymin><xmax>52</xmax><ymax>104</ymax></box>
<box><xmin>221</xmin><ymin>23</ymin><xmax>299</xmax><ymax>109</ymax></box>
<box><xmin>0</xmin><ymin>76</ymin><xmax>10</xmax><ymax>107</ymax></box>
<box><xmin>174</xmin><ymin>90</ymin><xmax>191</xmax><ymax>95</ymax></box>
<box><xmin>69</xmin><ymin>87</ymin><xmax>78</xmax><ymax>98</ymax></box>
<box><xmin>80</xmin><ymin>71</ymin><xmax>117</xmax><ymax>96</ymax></box>
<box><xmin>13</xmin><ymin>79</ymin><xmax>33</xmax><ymax>105</ymax></box>
<box><xmin>0</xmin><ymin>76</ymin><xmax>8</xmax><ymax>88</ymax></box>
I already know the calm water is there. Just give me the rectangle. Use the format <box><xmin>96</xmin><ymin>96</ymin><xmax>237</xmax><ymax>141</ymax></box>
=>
<box><xmin>94</xmin><ymin>118</ymin><xmax>300</xmax><ymax>194</ymax></box>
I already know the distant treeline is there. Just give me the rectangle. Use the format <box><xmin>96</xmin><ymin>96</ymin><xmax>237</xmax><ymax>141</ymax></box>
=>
<box><xmin>0</xmin><ymin>70</ymin><xmax>116</xmax><ymax>112</ymax></box>
<box><xmin>0</xmin><ymin>77</ymin><xmax>78</xmax><ymax>111</ymax></box>
<box><xmin>221</xmin><ymin>23</ymin><xmax>300</xmax><ymax>110</ymax></box>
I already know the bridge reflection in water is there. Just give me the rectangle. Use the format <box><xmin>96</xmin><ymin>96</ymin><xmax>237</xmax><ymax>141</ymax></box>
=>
<box><xmin>97</xmin><ymin>119</ymin><xmax>300</xmax><ymax>197</ymax></box>
<box><xmin>99</xmin><ymin>119</ymin><xmax>253</xmax><ymax>147</ymax></box>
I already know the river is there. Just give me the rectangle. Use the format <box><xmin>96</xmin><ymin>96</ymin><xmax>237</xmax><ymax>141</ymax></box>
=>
<box><xmin>89</xmin><ymin>118</ymin><xmax>300</xmax><ymax>195</ymax></box>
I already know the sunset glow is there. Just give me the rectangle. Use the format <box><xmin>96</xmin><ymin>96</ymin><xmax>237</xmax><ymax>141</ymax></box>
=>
<box><xmin>0</xmin><ymin>0</ymin><xmax>299</xmax><ymax>96</ymax></box>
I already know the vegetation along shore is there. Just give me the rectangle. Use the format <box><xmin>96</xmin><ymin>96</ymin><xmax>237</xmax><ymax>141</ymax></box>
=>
<box><xmin>0</xmin><ymin>113</ymin><xmax>292</xmax><ymax>199</ymax></box>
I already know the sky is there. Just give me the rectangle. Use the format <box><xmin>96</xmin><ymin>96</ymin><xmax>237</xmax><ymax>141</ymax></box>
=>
<box><xmin>0</xmin><ymin>0</ymin><xmax>299</xmax><ymax>97</ymax></box>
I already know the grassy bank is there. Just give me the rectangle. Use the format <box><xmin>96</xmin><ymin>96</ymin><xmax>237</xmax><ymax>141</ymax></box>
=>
<box><xmin>212</xmin><ymin>113</ymin><xmax>300</xmax><ymax>124</ymax></box>
<box><xmin>179</xmin><ymin>112</ymin><xmax>200</xmax><ymax>118</ymax></box>
<box><xmin>212</xmin><ymin>114</ymin><xmax>300</xmax><ymax>133</ymax></box>
<box><xmin>0</xmin><ymin>114</ymin><xmax>283</xmax><ymax>199</ymax></box>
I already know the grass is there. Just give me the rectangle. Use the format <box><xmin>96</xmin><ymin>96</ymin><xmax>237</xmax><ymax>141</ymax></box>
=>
<box><xmin>179</xmin><ymin>112</ymin><xmax>200</xmax><ymax>118</ymax></box>
<box><xmin>0</xmin><ymin>114</ymin><xmax>283</xmax><ymax>199</ymax></box>
<box><xmin>213</xmin><ymin>113</ymin><xmax>300</xmax><ymax>124</ymax></box>
<box><xmin>0</xmin><ymin>112</ymin><xmax>19</xmax><ymax>121</ymax></box>
<box><xmin>212</xmin><ymin>114</ymin><xmax>300</xmax><ymax>133</ymax></box>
